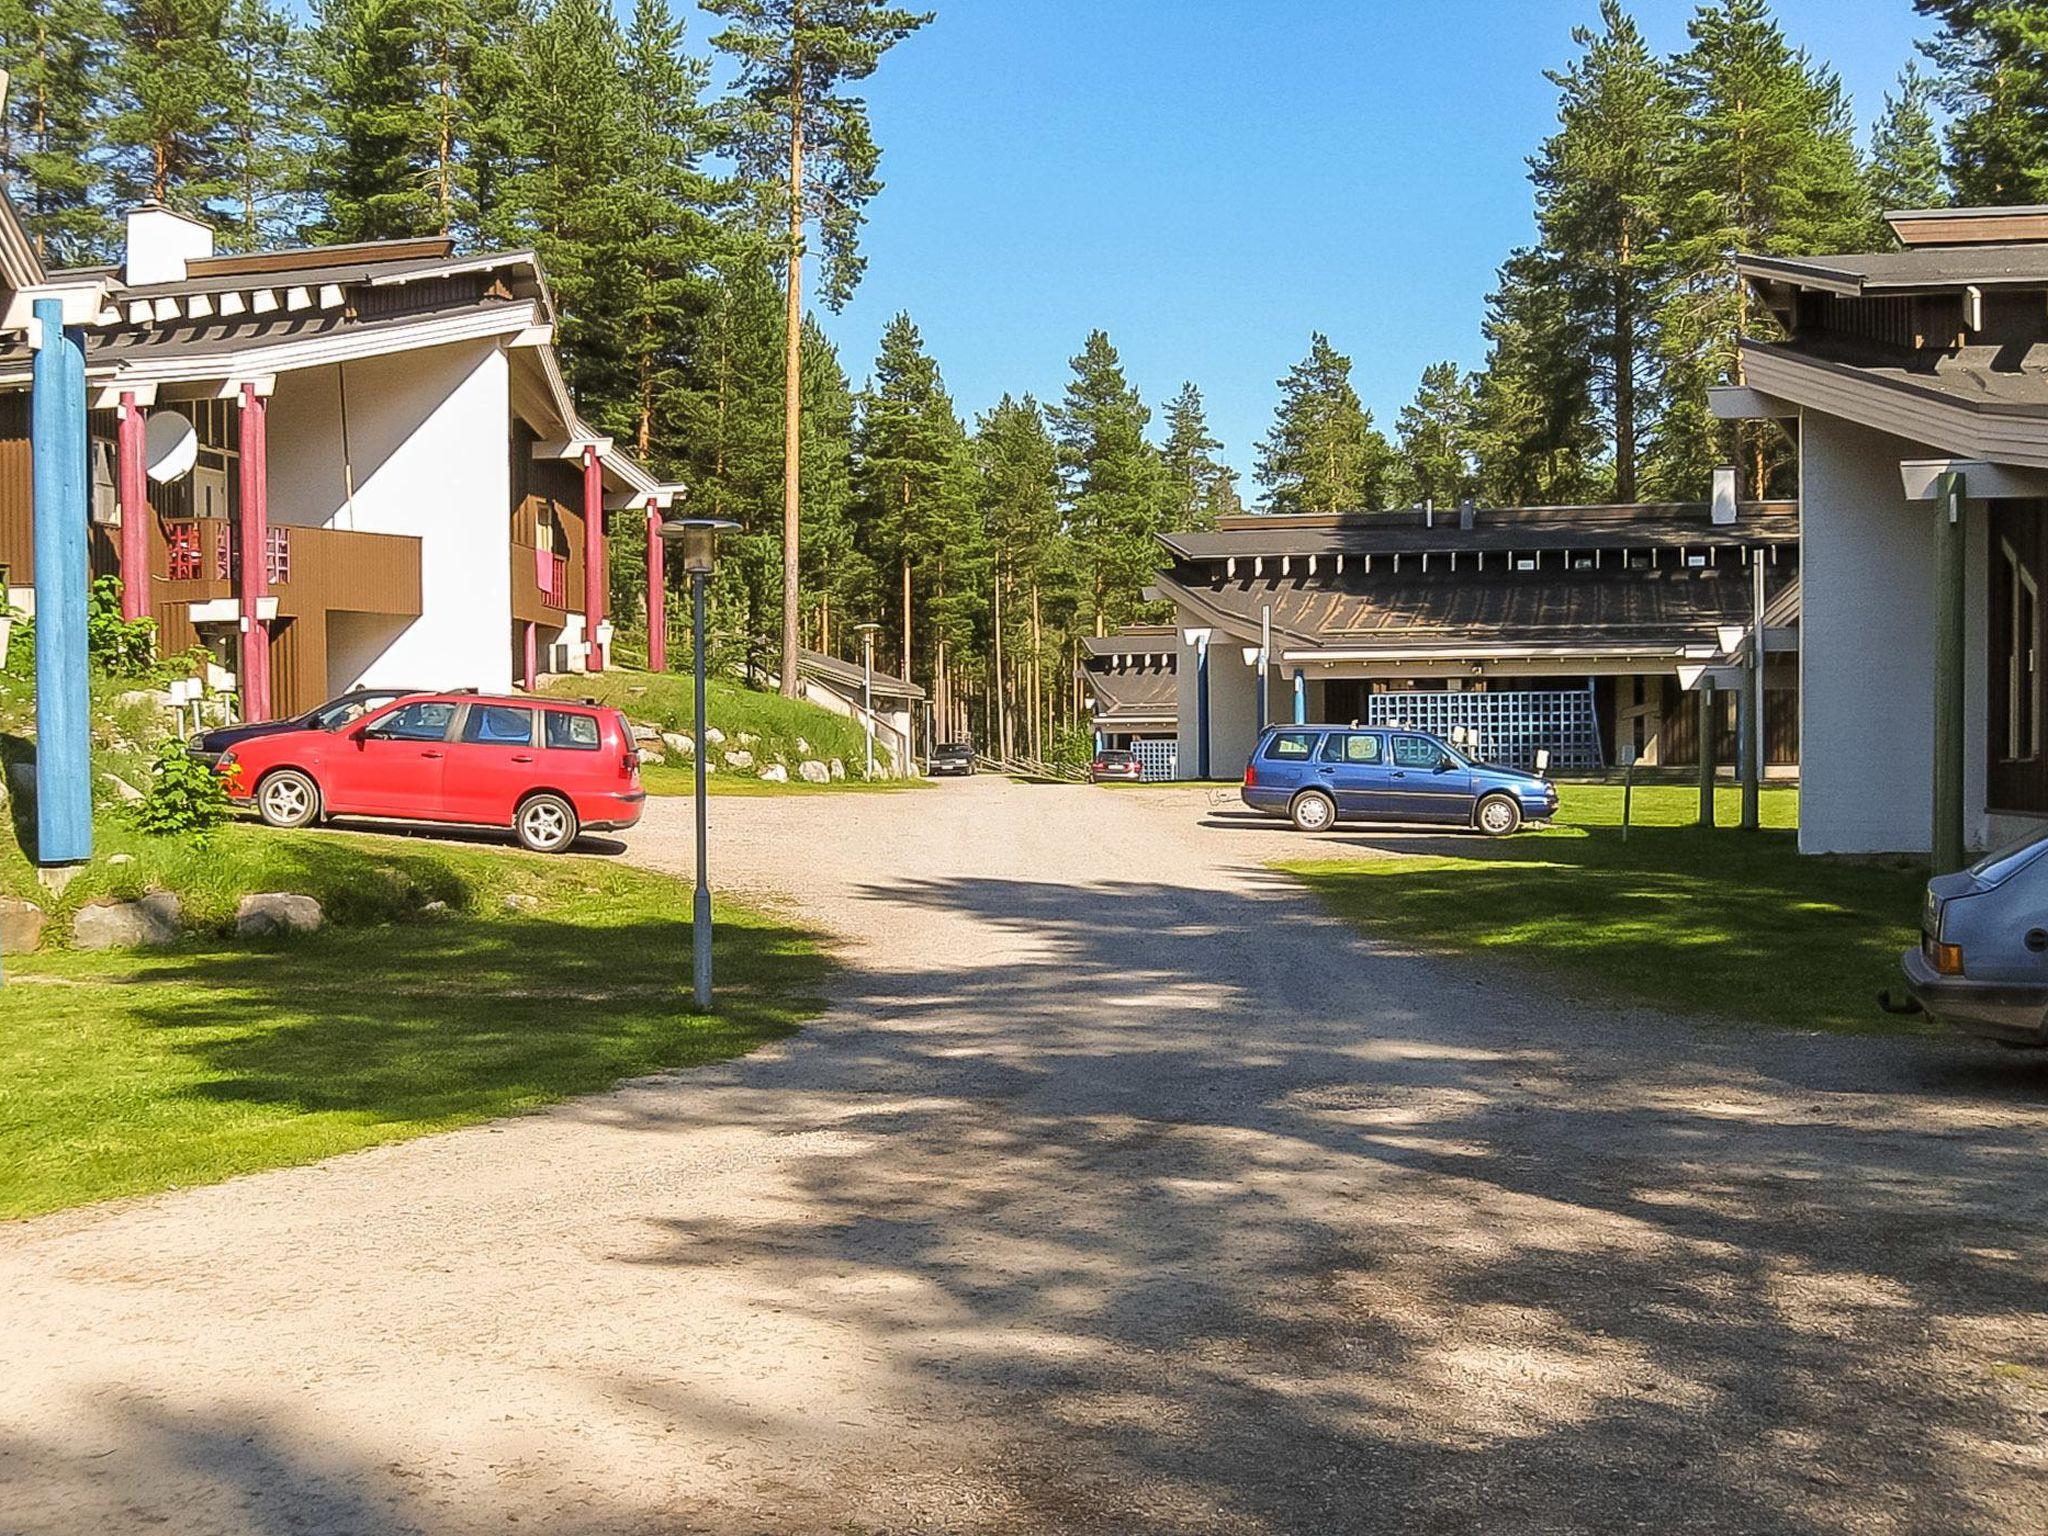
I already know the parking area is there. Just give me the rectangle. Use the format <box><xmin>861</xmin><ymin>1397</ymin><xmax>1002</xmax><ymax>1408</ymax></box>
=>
<box><xmin>3</xmin><ymin>776</ymin><xmax>2044</xmax><ymax>1534</ymax></box>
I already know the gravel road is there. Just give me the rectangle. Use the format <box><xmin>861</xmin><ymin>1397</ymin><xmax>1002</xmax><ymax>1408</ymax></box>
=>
<box><xmin>2</xmin><ymin>776</ymin><xmax>2044</xmax><ymax>1535</ymax></box>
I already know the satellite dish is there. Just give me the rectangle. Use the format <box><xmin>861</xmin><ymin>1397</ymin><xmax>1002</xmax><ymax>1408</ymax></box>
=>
<box><xmin>143</xmin><ymin>411</ymin><xmax>198</xmax><ymax>484</ymax></box>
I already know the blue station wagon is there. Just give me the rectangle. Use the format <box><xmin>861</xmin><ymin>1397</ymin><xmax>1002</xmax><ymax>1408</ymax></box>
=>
<box><xmin>1241</xmin><ymin>724</ymin><xmax>1559</xmax><ymax>835</ymax></box>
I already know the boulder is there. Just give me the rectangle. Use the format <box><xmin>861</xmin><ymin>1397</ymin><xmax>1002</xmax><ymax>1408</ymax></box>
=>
<box><xmin>0</xmin><ymin>894</ymin><xmax>46</xmax><ymax>954</ymax></box>
<box><xmin>723</xmin><ymin>749</ymin><xmax>754</xmax><ymax>770</ymax></box>
<box><xmin>107</xmin><ymin>853</ymin><xmax>135</xmax><ymax>866</ymax></box>
<box><xmin>758</xmin><ymin>763</ymin><xmax>789</xmax><ymax>784</ymax></box>
<box><xmin>795</xmin><ymin>737</ymin><xmax>811</xmax><ymax>754</ymax></box>
<box><xmin>235</xmin><ymin>891</ymin><xmax>324</xmax><ymax>937</ymax></box>
<box><xmin>101</xmin><ymin>772</ymin><xmax>145</xmax><ymax>804</ymax></box>
<box><xmin>73</xmin><ymin>892</ymin><xmax>183</xmax><ymax>950</ymax></box>
<box><xmin>503</xmin><ymin>892</ymin><xmax>540</xmax><ymax>913</ymax></box>
<box><xmin>829</xmin><ymin>758</ymin><xmax>846</xmax><ymax>781</ymax></box>
<box><xmin>637</xmin><ymin>747</ymin><xmax>665</xmax><ymax>766</ymax></box>
<box><xmin>420</xmin><ymin>899</ymin><xmax>449</xmax><ymax>916</ymax></box>
<box><xmin>115</xmin><ymin>688</ymin><xmax>176</xmax><ymax>712</ymax></box>
<box><xmin>7</xmin><ymin>759</ymin><xmax>34</xmax><ymax>796</ymax></box>
<box><xmin>704</xmin><ymin>727</ymin><xmax>726</xmax><ymax>747</ymax></box>
<box><xmin>662</xmin><ymin>732</ymin><xmax>694</xmax><ymax>757</ymax></box>
<box><xmin>798</xmin><ymin>759</ymin><xmax>831</xmax><ymax>784</ymax></box>
<box><xmin>631</xmin><ymin>721</ymin><xmax>661</xmax><ymax>743</ymax></box>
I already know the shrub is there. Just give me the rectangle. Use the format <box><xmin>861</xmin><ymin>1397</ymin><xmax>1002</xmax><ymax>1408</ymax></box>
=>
<box><xmin>87</xmin><ymin>576</ymin><xmax>157</xmax><ymax>676</ymax></box>
<box><xmin>134</xmin><ymin>739</ymin><xmax>234</xmax><ymax>839</ymax></box>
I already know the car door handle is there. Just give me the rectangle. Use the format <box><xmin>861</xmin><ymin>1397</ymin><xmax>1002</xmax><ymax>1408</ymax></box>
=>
<box><xmin>510</xmin><ymin>754</ymin><xmax>535</xmax><ymax>764</ymax></box>
<box><xmin>1390</xmin><ymin>770</ymin><xmax>1407</xmax><ymax>779</ymax></box>
<box><xmin>420</xmin><ymin>750</ymin><xmax>444</xmax><ymax>759</ymax></box>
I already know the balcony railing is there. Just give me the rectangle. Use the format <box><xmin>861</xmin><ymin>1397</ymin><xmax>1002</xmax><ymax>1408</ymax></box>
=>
<box><xmin>535</xmin><ymin>548</ymin><xmax>568</xmax><ymax>608</ymax></box>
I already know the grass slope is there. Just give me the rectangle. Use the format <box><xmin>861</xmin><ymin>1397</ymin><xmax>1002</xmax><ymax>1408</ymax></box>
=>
<box><xmin>1282</xmin><ymin>784</ymin><xmax>1932</xmax><ymax>1036</ymax></box>
<box><xmin>545</xmin><ymin>668</ymin><xmax>894</xmax><ymax>791</ymax></box>
<box><xmin>1</xmin><ymin>828</ymin><xmax>826</xmax><ymax>1218</ymax></box>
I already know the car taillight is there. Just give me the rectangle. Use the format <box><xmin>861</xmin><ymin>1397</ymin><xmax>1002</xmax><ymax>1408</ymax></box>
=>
<box><xmin>1925</xmin><ymin>936</ymin><xmax>1965</xmax><ymax>976</ymax></box>
<box><xmin>1243</xmin><ymin>760</ymin><xmax>1257</xmax><ymax>787</ymax></box>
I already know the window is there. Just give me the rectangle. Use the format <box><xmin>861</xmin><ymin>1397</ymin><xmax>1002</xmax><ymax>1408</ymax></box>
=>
<box><xmin>1318</xmin><ymin>732</ymin><xmax>1382</xmax><ymax>764</ymax></box>
<box><xmin>462</xmin><ymin>706</ymin><xmax>537</xmax><ymax>747</ymax></box>
<box><xmin>373</xmin><ymin>701</ymin><xmax>458</xmax><ymax>742</ymax></box>
<box><xmin>266</xmin><ymin>526</ymin><xmax>291</xmax><ymax>585</ymax></box>
<box><xmin>2003</xmin><ymin>537</ymin><xmax>2040</xmax><ymax>762</ymax></box>
<box><xmin>545</xmin><ymin>710</ymin><xmax>602</xmax><ymax>751</ymax></box>
<box><xmin>1392</xmin><ymin>734</ymin><xmax>1445</xmax><ymax>769</ymax></box>
<box><xmin>1265</xmin><ymin>731</ymin><xmax>1317</xmax><ymax>760</ymax></box>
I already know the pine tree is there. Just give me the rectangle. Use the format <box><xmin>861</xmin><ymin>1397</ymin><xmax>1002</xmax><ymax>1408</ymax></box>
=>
<box><xmin>799</xmin><ymin>317</ymin><xmax>866</xmax><ymax>655</ymax></box>
<box><xmin>1917</xmin><ymin>0</ymin><xmax>2048</xmax><ymax>205</ymax></box>
<box><xmin>1868</xmin><ymin>60</ymin><xmax>1948</xmax><ymax>213</ymax></box>
<box><xmin>1254</xmin><ymin>333</ymin><xmax>1393</xmax><ymax>514</ymax></box>
<box><xmin>310</xmin><ymin>0</ymin><xmax>433</xmax><ymax>239</ymax></box>
<box><xmin>1655</xmin><ymin>0</ymin><xmax>1872</xmax><ymax>498</ymax></box>
<box><xmin>704</xmin><ymin>0</ymin><xmax>933</xmax><ymax>699</ymax></box>
<box><xmin>105</xmin><ymin>0</ymin><xmax>237</xmax><ymax>210</ymax></box>
<box><xmin>853</xmin><ymin>313</ymin><xmax>975</xmax><ymax>712</ymax></box>
<box><xmin>1050</xmin><ymin>330</ymin><xmax>1172</xmax><ymax>637</ymax></box>
<box><xmin>218</xmin><ymin>0</ymin><xmax>313</xmax><ymax>248</ymax></box>
<box><xmin>1470</xmin><ymin>248</ymin><xmax>1607</xmax><ymax>505</ymax></box>
<box><xmin>310</xmin><ymin>0</ymin><xmax>525</xmax><ymax>243</ymax></box>
<box><xmin>976</xmin><ymin>393</ymin><xmax>1063</xmax><ymax>756</ymax></box>
<box><xmin>1393</xmin><ymin>362</ymin><xmax>1480</xmax><ymax>508</ymax></box>
<box><xmin>0</xmin><ymin>0</ymin><xmax>114</xmax><ymax>261</ymax></box>
<box><xmin>616</xmin><ymin>0</ymin><xmax>726</xmax><ymax>461</ymax></box>
<box><xmin>1530</xmin><ymin>0</ymin><xmax>1678</xmax><ymax>502</ymax></box>
<box><xmin>1160</xmin><ymin>382</ymin><xmax>1235</xmax><ymax>533</ymax></box>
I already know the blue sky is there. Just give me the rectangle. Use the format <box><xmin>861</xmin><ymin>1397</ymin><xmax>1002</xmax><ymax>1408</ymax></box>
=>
<box><xmin>689</xmin><ymin>0</ymin><xmax>1933</xmax><ymax>485</ymax></box>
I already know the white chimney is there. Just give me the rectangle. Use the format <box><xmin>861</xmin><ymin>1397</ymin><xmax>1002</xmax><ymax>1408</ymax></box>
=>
<box><xmin>124</xmin><ymin>204</ymin><xmax>213</xmax><ymax>286</ymax></box>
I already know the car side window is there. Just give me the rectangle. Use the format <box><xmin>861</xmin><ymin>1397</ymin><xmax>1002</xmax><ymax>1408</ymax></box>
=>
<box><xmin>1392</xmin><ymin>734</ymin><xmax>1443</xmax><ymax>769</ymax></box>
<box><xmin>373</xmin><ymin>701</ymin><xmax>458</xmax><ymax>742</ymax></box>
<box><xmin>1266</xmin><ymin>731</ymin><xmax>1318</xmax><ymax>760</ymax></box>
<box><xmin>1320</xmin><ymin>732</ymin><xmax>1382</xmax><ymax>764</ymax></box>
<box><xmin>545</xmin><ymin>710</ymin><xmax>602</xmax><ymax>751</ymax></box>
<box><xmin>462</xmin><ymin>705</ymin><xmax>537</xmax><ymax>747</ymax></box>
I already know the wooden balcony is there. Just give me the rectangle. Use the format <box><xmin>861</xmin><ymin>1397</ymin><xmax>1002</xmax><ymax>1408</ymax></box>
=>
<box><xmin>155</xmin><ymin>518</ymin><xmax>421</xmax><ymax>620</ymax></box>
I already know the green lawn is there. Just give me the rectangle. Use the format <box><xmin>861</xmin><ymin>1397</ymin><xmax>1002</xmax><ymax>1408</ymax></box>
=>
<box><xmin>1281</xmin><ymin>783</ymin><xmax>1934</xmax><ymax>1036</ymax></box>
<box><xmin>0</xmin><ymin>827</ymin><xmax>826</xmax><ymax>1219</ymax></box>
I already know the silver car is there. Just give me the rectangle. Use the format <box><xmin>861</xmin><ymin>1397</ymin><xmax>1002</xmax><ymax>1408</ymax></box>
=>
<box><xmin>1902</xmin><ymin>829</ymin><xmax>2048</xmax><ymax>1047</ymax></box>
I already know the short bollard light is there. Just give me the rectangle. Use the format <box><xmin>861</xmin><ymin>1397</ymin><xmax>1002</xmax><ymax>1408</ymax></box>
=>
<box><xmin>658</xmin><ymin>516</ymin><xmax>739</xmax><ymax>1011</ymax></box>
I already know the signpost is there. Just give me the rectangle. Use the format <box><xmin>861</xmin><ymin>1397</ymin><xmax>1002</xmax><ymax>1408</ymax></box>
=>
<box><xmin>1618</xmin><ymin>742</ymin><xmax>1638</xmax><ymax>842</ymax></box>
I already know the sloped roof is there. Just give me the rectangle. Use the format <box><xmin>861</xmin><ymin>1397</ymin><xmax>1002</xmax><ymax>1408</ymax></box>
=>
<box><xmin>1739</xmin><ymin>244</ymin><xmax>2048</xmax><ymax>294</ymax></box>
<box><xmin>799</xmin><ymin>647</ymin><xmax>925</xmax><ymax>702</ymax></box>
<box><xmin>1084</xmin><ymin>663</ymin><xmax>1176</xmax><ymax>727</ymax></box>
<box><xmin>1161</xmin><ymin>502</ymin><xmax>1796</xmax><ymax>563</ymax></box>
<box><xmin>1080</xmin><ymin>625</ymin><xmax>1177</xmax><ymax>660</ymax></box>
<box><xmin>1159</xmin><ymin>561</ymin><xmax>1794</xmax><ymax>662</ymax></box>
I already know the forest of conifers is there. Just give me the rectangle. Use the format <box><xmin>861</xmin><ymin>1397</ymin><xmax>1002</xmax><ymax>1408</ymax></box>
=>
<box><xmin>1</xmin><ymin>0</ymin><xmax>2040</xmax><ymax>750</ymax></box>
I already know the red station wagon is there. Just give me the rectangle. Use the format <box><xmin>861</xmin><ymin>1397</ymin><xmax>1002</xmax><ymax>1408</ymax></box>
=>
<box><xmin>219</xmin><ymin>693</ymin><xmax>645</xmax><ymax>853</ymax></box>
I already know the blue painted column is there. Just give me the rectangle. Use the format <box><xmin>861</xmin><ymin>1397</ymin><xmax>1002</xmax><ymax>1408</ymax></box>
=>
<box><xmin>31</xmin><ymin>297</ymin><xmax>91</xmax><ymax>867</ymax></box>
<box><xmin>1195</xmin><ymin>637</ymin><xmax>1211</xmax><ymax>779</ymax></box>
<box><xmin>1293</xmin><ymin>669</ymin><xmax>1306</xmax><ymax>724</ymax></box>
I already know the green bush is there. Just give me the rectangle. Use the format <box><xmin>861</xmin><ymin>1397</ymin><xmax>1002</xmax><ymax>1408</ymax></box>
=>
<box><xmin>134</xmin><ymin>739</ymin><xmax>234</xmax><ymax>839</ymax></box>
<box><xmin>87</xmin><ymin>576</ymin><xmax>157</xmax><ymax>677</ymax></box>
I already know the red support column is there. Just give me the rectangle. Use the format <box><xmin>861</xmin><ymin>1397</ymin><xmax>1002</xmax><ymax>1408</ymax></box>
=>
<box><xmin>116</xmin><ymin>392</ymin><xmax>149</xmax><ymax>621</ymax></box>
<box><xmin>522</xmin><ymin>620</ymin><xmax>538</xmax><ymax>691</ymax></box>
<box><xmin>236</xmin><ymin>383</ymin><xmax>272</xmax><ymax>721</ymax></box>
<box><xmin>582</xmin><ymin>444</ymin><xmax>605</xmax><ymax>672</ymax></box>
<box><xmin>646</xmin><ymin>497</ymin><xmax>667</xmax><ymax>673</ymax></box>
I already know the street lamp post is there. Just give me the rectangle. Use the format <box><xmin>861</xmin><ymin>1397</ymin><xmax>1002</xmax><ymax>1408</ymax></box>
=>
<box><xmin>660</xmin><ymin>516</ymin><xmax>737</xmax><ymax>1011</ymax></box>
<box><xmin>854</xmin><ymin>621</ymin><xmax>881</xmax><ymax>780</ymax></box>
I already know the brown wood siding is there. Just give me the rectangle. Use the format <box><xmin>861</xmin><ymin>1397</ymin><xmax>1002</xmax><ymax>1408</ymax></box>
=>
<box><xmin>0</xmin><ymin>392</ymin><xmax>32</xmax><ymax>584</ymax></box>
<box><xmin>510</xmin><ymin>422</ymin><xmax>584</xmax><ymax>626</ymax></box>
<box><xmin>1656</xmin><ymin>662</ymin><xmax>1798</xmax><ymax>768</ymax></box>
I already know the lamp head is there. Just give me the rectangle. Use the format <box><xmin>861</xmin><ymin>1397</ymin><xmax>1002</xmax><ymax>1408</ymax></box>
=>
<box><xmin>659</xmin><ymin>516</ymin><xmax>738</xmax><ymax>575</ymax></box>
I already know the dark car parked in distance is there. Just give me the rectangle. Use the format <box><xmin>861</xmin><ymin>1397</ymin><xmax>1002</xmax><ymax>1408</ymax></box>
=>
<box><xmin>928</xmin><ymin>742</ymin><xmax>977</xmax><ymax>777</ymax></box>
<box><xmin>1241</xmin><ymin>723</ymin><xmax>1557</xmax><ymax>835</ymax></box>
<box><xmin>188</xmin><ymin>686</ymin><xmax>464</xmax><ymax>765</ymax></box>
<box><xmin>1090</xmin><ymin>749</ymin><xmax>1142</xmax><ymax>783</ymax></box>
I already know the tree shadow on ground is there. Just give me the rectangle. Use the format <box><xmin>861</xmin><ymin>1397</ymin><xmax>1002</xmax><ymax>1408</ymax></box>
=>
<box><xmin>8</xmin><ymin>869</ymin><xmax>2045</xmax><ymax>1534</ymax></box>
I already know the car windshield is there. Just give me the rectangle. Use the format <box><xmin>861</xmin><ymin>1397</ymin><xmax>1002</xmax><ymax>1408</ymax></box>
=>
<box><xmin>1967</xmin><ymin>825</ymin><xmax>2048</xmax><ymax>886</ymax></box>
<box><xmin>309</xmin><ymin>693</ymin><xmax>399</xmax><ymax>731</ymax></box>
<box><xmin>937</xmin><ymin>743</ymin><xmax>971</xmax><ymax>755</ymax></box>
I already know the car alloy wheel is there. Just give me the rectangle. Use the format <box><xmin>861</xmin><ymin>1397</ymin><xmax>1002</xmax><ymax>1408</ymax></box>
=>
<box><xmin>257</xmin><ymin>770</ymin><xmax>318</xmax><ymax>829</ymax></box>
<box><xmin>517</xmin><ymin>795</ymin><xmax>577</xmax><ymax>853</ymax></box>
<box><xmin>1291</xmin><ymin>791</ymin><xmax>1335</xmax><ymax>833</ymax></box>
<box><xmin>1477</xmin><ymin>794</ymin><xmax>1522</xmax><ymax>836</ymax></box>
